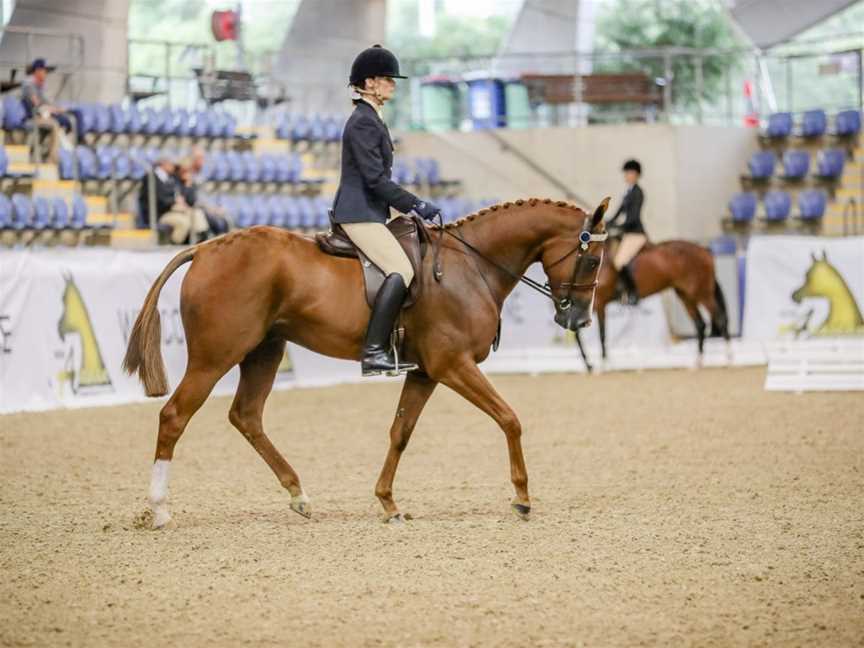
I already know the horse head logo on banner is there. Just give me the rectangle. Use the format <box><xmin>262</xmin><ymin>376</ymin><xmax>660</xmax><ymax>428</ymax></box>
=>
<box><xmin>57</xmin><ymin>272</ymin><xmax>112</xmax><ymax>393</ymax></box>
<box><xmin>789</xmin><ymin>251</ymin><xmax>864</xmax><ymax>337</ymax></box>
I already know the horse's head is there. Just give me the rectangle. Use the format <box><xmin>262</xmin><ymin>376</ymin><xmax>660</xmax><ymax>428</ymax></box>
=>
<box><xmin>540</xmin><ymin>197</ymin><xmax>610</xmax><ymax>331</ymax></box>
<box><xmin>792</xmin><ymin>251</ymin><xmax>835</xmax><ymax>303</ymax></box>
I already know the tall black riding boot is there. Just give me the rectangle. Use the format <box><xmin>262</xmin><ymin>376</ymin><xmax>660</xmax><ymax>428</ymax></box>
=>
<box><xmin>361</xmin><ymin>273</ymin><xmax>418</xmax><ymax>376</ymax></box>
<box><xmin>618</xmin><ymin>265</ymin><xmax>639</xmax><ymax>306</ymax></box>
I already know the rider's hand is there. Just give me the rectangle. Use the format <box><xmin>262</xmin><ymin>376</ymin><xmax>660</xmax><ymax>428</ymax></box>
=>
<box><xmin>412</xmin><ymin>200</ymin><xmax>441</xmax><ymax>221</ymax></box>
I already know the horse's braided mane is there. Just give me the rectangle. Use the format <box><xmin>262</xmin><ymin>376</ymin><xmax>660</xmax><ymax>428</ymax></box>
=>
<box><xmin>441</xmin><ymin>197</ymin><xmax>586</xmax><ymax>229</ymax></box>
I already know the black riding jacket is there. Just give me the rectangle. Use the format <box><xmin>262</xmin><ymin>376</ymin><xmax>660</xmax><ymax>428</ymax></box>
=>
<box><xmin>609</xmin><ymin>184</ymin><xmax>645</xmax><ymax>234</ymax></box>
<box><xmin>332</xmin><ymin>101</ymin><xmax>419</xmax><ymax>224</ymax></box>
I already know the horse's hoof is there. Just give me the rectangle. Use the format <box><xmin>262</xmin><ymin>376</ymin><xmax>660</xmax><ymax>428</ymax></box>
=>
<box><xmin>290</xmin><ymin>493</ymin><xmax>312</xmax><ymax>519</ymax></box>
<box><xmin>511</xmin><ymin>502</ymin><xmax>531</xmax><ymax>521</ymax></box>
<box><xmin>133</xmin><ymin>507</ymin><xmax>172</xmax><ymax>530</ymax></box>
<box><xmin>383</xmin><ymin>512</ymin><xmax>405</xmax><ymax>524</ymax></box>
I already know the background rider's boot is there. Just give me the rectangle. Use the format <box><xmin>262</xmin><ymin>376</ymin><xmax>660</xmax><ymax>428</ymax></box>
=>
<box><xmin>361</xmin><ymin>273</ymin><xmax>418</xmax><ymax>376</ymax></box>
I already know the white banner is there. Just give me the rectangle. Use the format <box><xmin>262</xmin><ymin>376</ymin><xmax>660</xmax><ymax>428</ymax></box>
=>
<box><xmin>743</xmin><ymin>236</ymin><xmax>864</xmax><ymax>341</ymax></box>
<box><xmin>0</xmin><ymin>250</ymin><xmax>669</xmax><ymax>413</ymax></box>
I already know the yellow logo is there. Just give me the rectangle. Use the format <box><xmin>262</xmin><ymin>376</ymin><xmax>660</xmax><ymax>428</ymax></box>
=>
<box><xmin>789</xmin><ymin>251</ymin><xmax>864</xmax><ymax>336</ymax></box>
<box><xmin>57</xmin><ymin>273</ymin><xmax>112</xmax><ymax>393</ymax></box>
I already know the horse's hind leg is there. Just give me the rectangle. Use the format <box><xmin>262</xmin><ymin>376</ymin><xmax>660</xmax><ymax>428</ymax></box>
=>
<box><xmin>228</xmin><ymin>338</ymin><xmax>309</xmax><ymax>518</ymax></box>
<box><xmin>676</xmin><ymin>290</ymin><xmax>706</xmax><ymax>365</ymax></box>
<box><xmin>375</xmin><ymin>371</ymin><xmax>437</xmax><ymax>522</ymax></box>
<box><xmin>148</xmin><ymin>365</ymin><xmax>225</xmax><ymax>528</ymax></box>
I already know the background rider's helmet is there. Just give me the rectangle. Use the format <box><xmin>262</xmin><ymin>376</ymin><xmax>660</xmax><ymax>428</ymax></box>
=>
<box><xmin>622</xmin><ymin>159</ymin><xmax>642</xmax><ymax>174</ymax></box>
<box><xmin>349</xmin><ymin>45</ymin><xmax>407</xmax><ymax>87</ymax></box>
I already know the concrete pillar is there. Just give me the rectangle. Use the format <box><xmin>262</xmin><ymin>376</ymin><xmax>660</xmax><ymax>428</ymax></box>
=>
<box><xmin>0</xmin><ymin>0</ymin><xmax>129</xmax><ymax>104</ymax></box>
<box><xmin>274</xmin><ymin>0</ymin><xmax>386</xmax><ymax>115</ymax></box>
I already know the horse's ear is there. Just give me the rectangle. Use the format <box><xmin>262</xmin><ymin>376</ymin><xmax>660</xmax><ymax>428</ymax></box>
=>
<box><xmin>591</xmin><ymin>196</ymin><xmax>611</xmax><ymax>228</ymax></box>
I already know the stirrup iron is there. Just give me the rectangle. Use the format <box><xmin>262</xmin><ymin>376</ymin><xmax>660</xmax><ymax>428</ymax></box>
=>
<box><xmin>386</xmin><ymin>328</ymin><xmax>417</xmax><ymax>377</ymax></box>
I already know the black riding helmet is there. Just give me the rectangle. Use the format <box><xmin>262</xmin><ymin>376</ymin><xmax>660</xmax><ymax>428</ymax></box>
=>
<box><xmin>349</xmin><ymin>45</ymin><xmax>407</xmax><ymax>87</ymax></box>
<box><xmin>622</xmin><ymin>159</ymin><xmax>642</xmax><ymax>174</ymax></box>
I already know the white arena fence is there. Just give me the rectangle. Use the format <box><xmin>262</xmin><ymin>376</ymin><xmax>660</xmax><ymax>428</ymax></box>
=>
<box><xmin>0</xmin><ymin>235</ymin><xmax>861</xmax><ymax>413</ymax></box>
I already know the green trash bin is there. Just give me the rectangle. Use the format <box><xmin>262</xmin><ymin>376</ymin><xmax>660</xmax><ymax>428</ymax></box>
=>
<box><xmin>420</xmin><ymin>76</ymin><xmax>459</xmax><ymax>131</ymax></box>
<box><xmin>504</xmin><ymin>81</ymin><xmax>532</xmax><ymax>129</ymax></box>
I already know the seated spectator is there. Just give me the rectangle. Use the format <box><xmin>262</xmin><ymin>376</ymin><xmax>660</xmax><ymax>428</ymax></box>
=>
<box><xmin>19</xmin><ymin>58</ymin><xmax>84</xmax><ymax>161</ymax></box>
<box><xmin>181</xmin><ymin>146</ymin><xmax>232</xmax><ymax>235</ymax></box>
<box><xmin>138</xmin><ymin>155</ymin><xmax>209</xmax><ymax>244</ymax></box>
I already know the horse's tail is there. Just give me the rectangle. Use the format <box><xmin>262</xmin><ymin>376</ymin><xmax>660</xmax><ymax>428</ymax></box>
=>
<box><xmin>710</xmin><ymin>278</ymin><xmax>730</xmax><ymax>340</ymax></box>
<box><xmin>122</xmin><ymin>247</ymin><xmax>196</xmax><ymax>397</ymax></box>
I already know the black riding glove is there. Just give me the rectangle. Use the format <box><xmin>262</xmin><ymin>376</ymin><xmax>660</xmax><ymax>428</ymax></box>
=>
<box><xmin>412</xmin><ymin>200</ymin><xmax>441</xmax><ymax>221</ymax></box>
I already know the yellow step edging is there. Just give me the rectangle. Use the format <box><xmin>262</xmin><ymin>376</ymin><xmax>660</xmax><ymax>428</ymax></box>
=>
<box><xmin>110</xmin><ymin>229</ymin><xmax>157</xmax><ymax>248</ymax></box>
<box><xmin>87</xmin><ymin>213</ymin><xmax>134</xmax><ymax>228</ymax></box>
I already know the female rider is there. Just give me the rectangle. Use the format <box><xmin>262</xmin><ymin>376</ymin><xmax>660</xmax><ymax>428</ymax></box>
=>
<box><xmin>332</xmin><ymin>45</ymin><xmax>441</xmax><ymax>376</ymax></box>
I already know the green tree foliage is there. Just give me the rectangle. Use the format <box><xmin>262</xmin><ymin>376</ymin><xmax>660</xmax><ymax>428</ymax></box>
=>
<box><xmin>595</xmin><ymin>0</ymin><xmax>741</xmax><ymax>109</ymax></box>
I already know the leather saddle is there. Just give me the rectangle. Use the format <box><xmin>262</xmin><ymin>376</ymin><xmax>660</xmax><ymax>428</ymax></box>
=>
<box><xmin>315</xmin><ymin>214</ymin><xmax>430</xmax><ymax>308</ymax></box>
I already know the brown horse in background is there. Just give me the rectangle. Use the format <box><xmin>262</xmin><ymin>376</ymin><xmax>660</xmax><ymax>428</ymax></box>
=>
<box><xmin>123</xmin><ymin>197</ymin><xmax>610</xmax><ymax>528</ymax></box>
<box><xmin>577</xmin><ymin>238</ymin><xmax>730</xmax><ymax>369</ymax></box>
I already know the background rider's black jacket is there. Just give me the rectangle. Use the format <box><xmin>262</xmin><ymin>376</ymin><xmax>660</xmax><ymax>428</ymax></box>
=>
<box><xmin>609</xmin><ymin>184</ymin><xmax>645</xmax><ymax>234</ymax></box>
<box><xmin>332</xmin><ymin>101</ymin><xmax>419</xmax><ymax>224</ymax></box>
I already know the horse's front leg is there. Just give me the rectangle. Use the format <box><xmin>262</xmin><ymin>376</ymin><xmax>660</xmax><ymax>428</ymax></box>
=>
<box><xmin>375</xmin><ymin>370</ymin><xmax>437</xmax><ymax>523</ymax></box>
<box><xmin>440</xmin><ymin>359</ymin><xmax>531</xmax><ymax>520</ymax></box>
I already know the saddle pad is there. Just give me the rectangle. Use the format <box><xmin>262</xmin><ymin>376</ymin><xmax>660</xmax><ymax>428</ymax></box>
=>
<box><xmin>315</xmin><ymin>216</ymin><xmax>428</xmax><ymax>309</ymax></box>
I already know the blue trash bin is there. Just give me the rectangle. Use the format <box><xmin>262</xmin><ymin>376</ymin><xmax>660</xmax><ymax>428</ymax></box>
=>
<box><xmin>465</xmin><ymin>76</ymin><xmax>506</xmax><ymax>130</ymax></box>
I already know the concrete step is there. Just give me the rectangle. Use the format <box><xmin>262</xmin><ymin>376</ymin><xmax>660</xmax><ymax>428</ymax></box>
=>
<box><xmin>7</xmin><ymin>162</ymin><xmax>36</xmax><ymax>176</ymax></box>
<box><xmin>5</xmin><ymin>144</ymin><xmax>30</xmax><ymax>164</ymax></box>
<box><xmin>111</xmin><ymin>228</ymin><xmax>156</xmax><ymax>248</ymax></box>
<box><xmin>87</xmin><ymin>212</ymin><xmax>134</xmax><ymax>229</ymax></box>
<box><xmin>253</xmin><ymin>137</ymin><xmax>290</xmax><ymax>154</ymax></box>
<box><xmin>834</xmin><ymin>186</ymin><xmax>864</xmax><ymax>200</ymax></box>
<box><xmin>34</xmin><ymin>164</ymin><xmax>58</xmax><ymax>181</ymax></box>
<box><xmin>84</xmin><ymin>195</ymin><xmax>107</xmax><ymax>214</ymax></box>
<box><xmin>30</xmin><ymin>179</ymin><xmax>76</xmax><ymax>198</ymax></box>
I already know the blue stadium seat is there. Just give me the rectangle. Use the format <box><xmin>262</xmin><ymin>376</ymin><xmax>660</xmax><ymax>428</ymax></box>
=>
<box><xmin>32</xmin><ymin>197</ymin><xmax>52</xmax><ymax>230</ymax></box>
<box><xmin>114</xmin><ymin>149</ymin><xmax>131</xmax><ymax>179</ymax></box>
<box><xmin>800</xmin><ymin>109</ymin><xmax>826</xmax><ymax>138</ymax></box>
<box><xmin>284</xmin><ymin>197</ymin><xmax>301</xmax><ymax>228</ymax></box>
<box><xmin>96</xmin><ymin>146</ymin><xmax>115</xmax><ymax>179</ymax></box>
<box><xmin>798</xmin><ymin>189</ymin><xmax>827</xmax><ymax>221</ymax></box>
<box><xmin>109</xmin><ymin>104</ymin><xmax>127</xmax><ymax>134</ymax></box>
<box><xmin>141</xmin><ymin>107</ymin><xmax>163</xmax><ymax>136</ymax></box>
<box><xmin>125</xmin><ymin>105</ymin><xmax>143</xmax><ymax>134</ymax></box>
<box><xmin>834</xmin><ymin>110</ymin><xmax>861</xmax><ymax>137</ymax></box>
<box><xmin>763</xmin><ymin>191</ymin><xmax>791</xmax><ymax>222</ymax></box>
<box><xmin>423</xmin><ymin>158</ymin><xmax>441</xmax><ymax>185</ymax></box>
<box><xmin>191</xmin><ymin>110</ymin><xmax>209</xmax><ymax>138</ymax></box>
<box><xmin>0</xmin><ymin>146</ymin><xmax>7</xmax><ymax>176</ymax></box>
<box><xmin>52</xmin><ymin>198</ymin><xmax>70</xmax><ymax>229</ymax></box>
<box><xmin>766</xmin><ymin>112</ymin><xmax>792</xmax><ymax>138</ymax></box>
<box><xmin>10</xmin><ymin>193</ymin><xmax>34</xmax><ymax>230</ymax></box>
<box><xmin>71</xmin><ymin>195</ymin><xmax>88</xmax><ymax>229</ymax></box>
<box><xmin>297</xmin><ymin>196</ymin><xmax>316</xmax><ymax>228</ymax></box>
<box><xmin>235</xmin><ymin>196</ymin><xmax>255</xmax><ymax>228</ymax></box>
<box><xmin>392</xmin><ymin>159</ymin><xmax>412</xmax><ymax>184</ymax></box>
<box><xmin>76</xmin><ymin>145</ymin><xmax>98</xmax><ymax>180</ymax></box>
<box><xmin>323</xmin><ymin>115</ymin><xmax>343</xmax><ymax>143</ymax></box>
<box><xmin>173</xmin><ymin>108</ymin><xmax>192</xmax><ymax>137</ymax></box>
<box><xmin>92</xmin><ymin>103</ymin><xmax>111</xmax><ymax>134</ymax></box>
<box><xmin>728</xmin><ymin>192</ymin><xmax>757</xmax><ymax>223</ymax></box>
<box><xmin>815</xmin><ymin>148</ymin><xmax>845</xmax><ymax>180</ymax></box>
<box><xmin>226</xmin><ymin>151</ymin><xmax>245</xmax><ymax>182</ymax></box>
<box><xmin>0</xmin><ymin>194</ymin><xmax>12</xmax><ymax>228</ymax></box>
<box><xmin>314</xmin><ymin>196</ymin><xmax>330</xmax><ymax>229</ymax></box>
<box><xmin>782</xmin><ymin>149</ymin><xmax>810</xmax><ymax>179</ymax></box>
<box><xmin>308</xmin><ymin>115</ymin><xmax>325</xmax><ymax>143</ymax></box>
<box><xmin>220</xmin><ymin>112</ymin><xmax>237</xmax><ymax>138</ymax></box>
<box><xmin>127</xmin><ymin>147</ymin><xmax>148</xmax><ymax>180</ymax></box>
<box><xmin>748</xmin><ymin>150</ymin><xmax>775</xmax><ymax>180</ymax></box>
<box><xmin>57</xmin><ymin>148</ymin><xmax>75</xmax><ymax>180</ymax></box>
<box><xmin>2</xmin><ymin>95</ymin><xmax>27</xmax><ymax>130</ymax></box>
<box><xmin>291</xmin><ymin>115</ymin><xmax>311</xmax><ymax>143</ymax></box>
<box><xmin>241</xmin><ymin>151</ymin><xmax>260</xmax><ymax>183</ymax></box>
<box><xmin>258</xmin><ymin>154</ymin><xmax>276</xmax><ymax>183</ymax></box>
<box><xmin>251</xmin><ymin>195</ymin><xmax>269</xmax><ymax>225</ymax></box>
<box><xmin>210</xmin><ymin>151</ymin><xmax>230</xmax><ymax>182</ymax></box>
<box><xmin>265</xmin><ymin>196</ymin><xmax>285</xmax><ymax>227</ymax></box>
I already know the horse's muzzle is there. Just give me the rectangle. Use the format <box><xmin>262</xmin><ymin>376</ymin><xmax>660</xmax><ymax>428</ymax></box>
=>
<box><xmin>554</xmin><ymin>301</ymin><xmax>592</xmax><ymax>331</ymax></box>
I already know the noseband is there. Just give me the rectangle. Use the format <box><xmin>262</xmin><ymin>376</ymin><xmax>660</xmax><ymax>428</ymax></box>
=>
<box><xmin>433</xmin><ymin>215</ymin><xmax>607</xmax><ymax>311</ymax></box>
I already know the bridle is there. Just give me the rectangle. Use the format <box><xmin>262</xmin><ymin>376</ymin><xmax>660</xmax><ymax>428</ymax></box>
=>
<box><xmin>432</xmin><ymin>214</ymin><xmax>608</xmax><ymax>312</ymax></box>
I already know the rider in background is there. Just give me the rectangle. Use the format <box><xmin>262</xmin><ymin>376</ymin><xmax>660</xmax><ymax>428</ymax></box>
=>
<box><xmin>607</xmin><ymin>159</ymin><xmax>646</xmax><ymax>305</ymax></box>
<box><xmin>332</xmin><ymin>45</ymin><xmax>441</xmax><ymax>376</ymax></box>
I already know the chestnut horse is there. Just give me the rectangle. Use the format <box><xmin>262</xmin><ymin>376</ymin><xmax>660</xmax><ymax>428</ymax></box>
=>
<box><xmin>576</xmin><ymin>238</ymin><xmax>730</xmax><ymax>369</ymax></box>
<box><xmin>123</xmin><ymin>197</ymin><xmax>610</xmax><ymax>527</ymax></box>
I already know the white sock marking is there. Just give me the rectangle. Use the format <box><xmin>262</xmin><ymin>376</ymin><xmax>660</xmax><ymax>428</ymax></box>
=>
<box><xmin>149</xmin><ymin>460</ymin><xmax>172</xmax><ymax>527</ymax></box>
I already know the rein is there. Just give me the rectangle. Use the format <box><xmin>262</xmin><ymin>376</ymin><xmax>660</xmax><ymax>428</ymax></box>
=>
<box><xmin>430</xmin><ymin>214</ymin><xmax>607</xmax><ymax>309</ymax></box>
